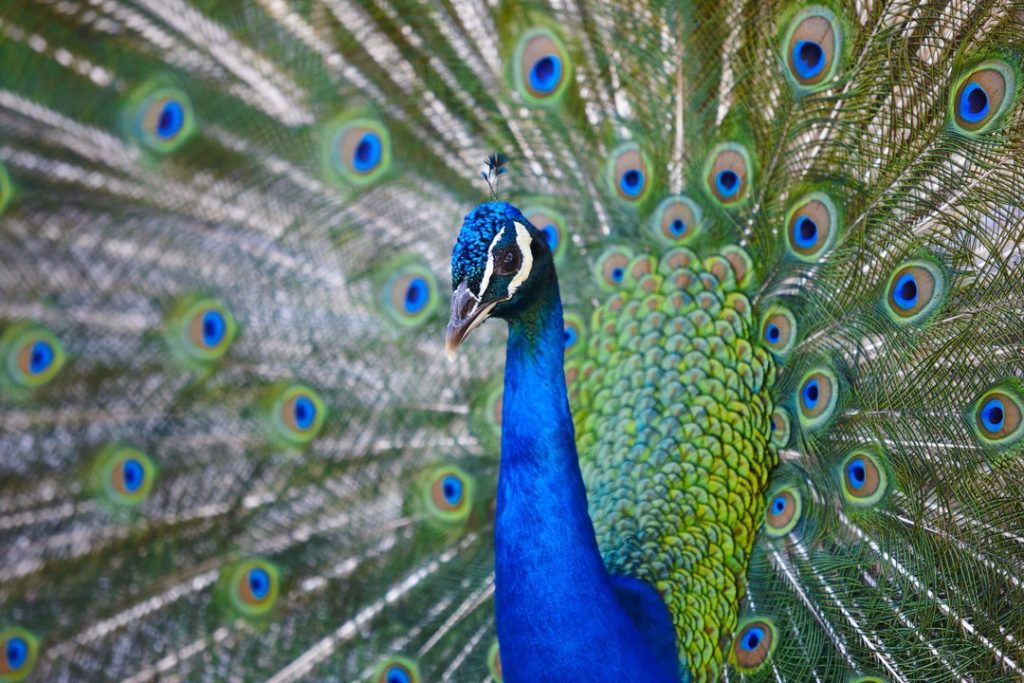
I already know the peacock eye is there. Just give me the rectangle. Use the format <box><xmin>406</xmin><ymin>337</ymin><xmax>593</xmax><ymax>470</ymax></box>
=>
<box><xmin>951</xmin><ymin>61</ymin><xmax>1016</xmax><ymax>134</ymax></box>
<box><xmin>765</xmin><ymin>487</ymin><xmax>802</xmax><ymax>537</ymax></box>
<box><xmin>228</xmin><ymin>559</ymin><xmax>280</xmax><ymax>617</ymax></box>
<box><xmin>0</xmin><ymin>627</ymin><xmax>38</xmax><ymax>677</ymax></box>
<box><xmin>95</xmin><ymin>446</ymin><xmax>157</xmax><ymax>507</ymax></box>
<box><xmin>839</xmin><ymin>447</ymin><xmax>888</xmax><ymax>506</ymax></box>
<box><xmin>494</xmin><ymin>247</ymin><xmax>521</xmax><ymax>276</ymax></box>
<box><xmin>374</xmin><ymin>658</ymin><xmax>421</xmax><ymax>683</ymax></box>
<box><xmin>732</xmin><ymin>618</ymin><xmax>777</xmax><ymax>672</ymax></box>
<box><xmin>783</xmin><ymin>8</ymin><xmax>842</xmax><ymax>90</ymax></box>
<box><xmin>488</xmin><ymin>639</ymin><xmax>503</xmax><ymax>681</ymax></box>
<box><xmin>425</xmin><ymin>466</ymin><xmax>475</xmax><ymax>524</ymax></box>
<box><xmin>785</xmin><ymin>193</ymin><xmax>840</xmax><ymax>261</ymax></box>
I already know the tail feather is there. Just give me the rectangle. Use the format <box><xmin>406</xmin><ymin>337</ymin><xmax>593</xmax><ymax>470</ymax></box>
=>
<box><xmin>2</xmin><ymin>0</ymin><xmax>1024</xmax><ymax>681</ymax></box>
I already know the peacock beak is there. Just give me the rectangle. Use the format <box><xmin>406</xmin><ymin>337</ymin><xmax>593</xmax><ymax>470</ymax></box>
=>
<box><xmin>445</xmin><ymin>281</ymin><xmax>497</xmax><ymax>360</ymax></box>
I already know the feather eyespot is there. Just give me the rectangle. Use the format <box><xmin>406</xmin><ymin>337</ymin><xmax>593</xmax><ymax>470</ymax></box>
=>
<box><xmin>608</xmin><ymin>144</ymin><xmax>651</xmax><ymax>202</ymax></box>
<box><xmin>268</xmin><ymin>384</ymin><xmax>326</xmax><ymax>446</ymax></box>
<box><xmin>765</xmin><ymin>487</ymin><xmax>802</xmax><ymax>537</ymax></box>
<box><xmin>839</xmin><ymin>448</ymin><xmax>888</xmax><ymax>506</ymax></box>
<box><xmin>969</xmin><ymin>383</ymin><xmax>1024</xmax><ymax>449</ymax></box>
<box><xmin>594</xmin><ymin>247</ymin><xmax>634</xmax><ymax>290</ymax></box>
<box><xmin>783</xmin><ymin>8</ymin><xmax>841</xmax><ymax>89</ymax></box>
<box><xmin>786</xmin><ymin>193</ymin><xmax>839</xmax><ymax>260</ymax></box>
<box><xmin>326</xmin><ymin>117</ymin><xmax>391</xmax><ymax>186</ymax></box>
<box><xmin>488</xmin><ymin>639</ymin><xmax>503</xmax><ymax>682</ymax></box>
<box><xmin>563</xmin><ymin>312</ymin><xmax>585</xmax><ymax>356</ymax></box>
<box><xmin>705</xmin><ymin>143</ymin><xmax>752</xmax><ymax>205</ymax></box>
<box><xmin>770</xmin><ymin>408</ymin><xmax>792</xmax><ymax>448</ymax></box>
<box><xmin>94</xmin><ymin>446</ymin><xmax>156</xmax><ymax>507</ymax></box>
<box><xmin>176</xmin><ymin>299</ymin><xmax>237</xmax><ymax>363</ymax></box>
<box><xmin>129</xmin><ymin>84</ymin><xmax>195</xmax><ymax>153</ymax></box>
<box><xmin>732</xmin><ymin>618</ymin><xmax>777</xmax><ymax>672</ymax></box>
<box><xmin>523</xmin><ymin>207</ymin><xmax>567</xmax><ymax>262</ymax></box>
<box><xmin>514</xmin><ymin>29</ymin><xmax>571</xmax><ymax>103</ymax></box>
<box><xmin>760</xmin><ymin>306</ymin><xmax>796</xmax><ymax>358</ymax></box>
<box><xmin>228</xmin><ymin>559</ymin><xmax>279</xmax><ymax>617</ymax></box>
<box><xmin>651</xmin><ymin>195</ymin><xmax>703</xmax><ymax>246</ymax></box>
<box><xmin>883</xmin><ymin>260</ymin><xmax>944</xmax><ymax>324</ymax></box>
<box><xmin>425</xmin><ymin>466</ymin><xmax>474</xmax><ymax>523</ymax></box>
<box><xmin>483</xmin><ymin>383</ymin><xmax>504</xmax><ymax>432</ymax></box>
<box><xmin>382</xmin><ymin>264</ymin><xmax>439</xmax><ymax>327</ymax></box>
<box><xmin>797</xmin><ymin>367</ymin><xmax>838</xmax><ymax>430</ymax></box>
<box><xmin>2</xmin><ymin>324</ymin><xmax>65</xmax><ymax>389</ymax></box>
<box><xmin>0</xmin><ymin>628</ymin><xmax>38</xmax><ymax>680</ymax></box>
<box><xmin>374</xmin><ymin>658</ymin><xmax>420</xmax><ymax>683</ymax></box>
<box><xmin>951</xmin><ymin>61</ymin><xmax>1016</xmax><ymax>134</ymax></box>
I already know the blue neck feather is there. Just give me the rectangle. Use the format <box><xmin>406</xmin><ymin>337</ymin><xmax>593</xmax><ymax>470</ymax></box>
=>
<box><xmin>494</xmin><ymin>269</ymin><xmax>684</xmax><ymax>682</ymax></box>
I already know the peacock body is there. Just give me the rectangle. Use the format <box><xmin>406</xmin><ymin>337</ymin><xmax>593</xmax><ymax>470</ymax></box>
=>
<box><xmin>2</xmin><ymin>1</ymin><xmax>1024</xmax><ymax>682</ymax></box>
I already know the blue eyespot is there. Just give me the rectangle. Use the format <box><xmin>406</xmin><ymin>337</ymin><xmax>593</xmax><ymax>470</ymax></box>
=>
<box><xmin>611</xmin><ymin>267</ymin><xmax>625</xmax><ymax>283</ymax></box>
<box><xmin>892</xmin><ymin>272</ymin><xmax>918</xmax><ymax>310</ymax></box>
<box><xmin>564</xmin><ymin>325</ymin><xmax>578</xmax><ymax>348</ymax></box>
<box><xmin>374</xmin><ymin>658</ymin><xmax>421</xmax><ymax>683</ymax></box>
<box><xmin>403</xmin><ymin>277</ymin><xmax>429</xmax><ymax>315</ymax></box>
<box><xmin>386</xmin><ymin>667</ymin><xmax>412</xmax><ymax>683</ymax></box>
<box><xmin>610</xmin><ymin>145</ymin><xmax>650</xmax><ymax>202</ymax></box>
<box><xmin>793</xmin><ymin>216</ymin><xmax>818</xmax><ymax>248</ymax></box>
<box><xmin>765</xmin><ymin>323</ymin><xmax>781</xmax><ymax>344</ymax></box>
<box><xmin>771</xmin><ymin>495</ymin><xmax>786</xmax><ymax>515</ymax></box>
<box><xmin>529</xmin><ymin>55</ymin><xmax>563</xmax><ymax>95</ymax></box>
<box><xmin>951</xmin><ymin>63</ymin><xmax>1012</xmax><ymax>133</ymax></box>
<box><xmin>802</xmin><ymin>378</ymin><xmax>820</xmax><ymax>410</ymax></box>
<box><xmin>230</xmin><ymin>559</ymin><xmax>279</xmax><ymax>614</ymax></box>
<box><xmin>765</xmin><ymin>487</ymin><xmax>800</xmax><ymax>535</ymax></box>
<box><xmin>156</xmin><ymin>100</ymin><xmax>185</xmax><ymax>140</ymax></box>
<box><xmin>669</xmin><ymin>219</ymin><xmax>686</xmax><ymax>237</ymax></box>
<box><xmin>293</xmin><ymin>396</ymin><xmax>316</xmax><ymax>430</ymax></box>
<box><xmin>201</xmin><ymin>310</ymin><xmax>226</xmax><ymax>347</ymax></box>
<box><xmin>733</xmin><ymin>618</ymin><xmax>776</xmax><ymax>671</ymax></box>
<box><xmin>847</xmin><ymin>458</ymin><xmax>867</xmax><ymax>490</ymax></box>
<box><xmin>715</xmin><ymin>170</ymin><xmax>739</xmax><ymax>198</ymax></box>
<box><xmin>792</xmin><ymin>40</ymin><xmax>825</xmax><ymax>79</ymax></box>
<box><xmin>248</xmin><ymin>567</ymin><xmax>271</xmax><ymax>600</ymax></box>
<box><xmin>427</xmin><ymin>467</ymin><xmax>474</xmax><ymax>522</ymax></box>
<box><xmin>516</xmin><ymin>29</ymin><xmax>571</xmax><ymax>103</ymax></box>
<box><xmin>540</xmin><ymin>224</ymin><xmax>559</xmax><ymax>251</ymax></box>
<box><xmin>981</xmin><ymin>397</ymin><xmax>1006</xmax><ymax>432</ymax></box>
<box><xmin>352</xmin><ymin>132</ymin><xmax>383</xmax><ymax>173</ymax></box>
<box><xmin>441</xmin><ymin>474</ymin><xmax>463</xmax><ymax>507</ymax></box>
<box><xmin>741</xmin><ymin>626</ymin><xmax>765</xmax><ymax>651</ymax></box>
<box><xmin>619</xmin><ymin>169</ymin><xmax>645</xmax><ymax>197</ymax></box>
<box><xmin>958</xmin><ymin>82</ymin><xmax>990</xmax><ymax>124</ymax></box>
<box><xmin>121</xmin><ymin>458</ymin><xmax>145</xmax><ymax>493</ymax></box>
<box><xmin>28</xmin><ymin>340</ymin><xmax>54</xmax><ymax>375</ymax></box>
<box><xmin>6</xmin><ymin>636</ymin><xmax>28</xmax><ymax>669</ymax></box>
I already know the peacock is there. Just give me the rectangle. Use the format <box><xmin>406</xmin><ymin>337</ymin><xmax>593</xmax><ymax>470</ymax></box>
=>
<box><xmin>2</xmin><ymin>0</ymin><xmax>1024</xmax><ymax>681</ymax></box>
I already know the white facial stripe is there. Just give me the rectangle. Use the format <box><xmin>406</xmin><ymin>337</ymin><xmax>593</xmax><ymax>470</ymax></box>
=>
<box><xmin>476</xmin><ymin>226</ymin><xmax>506</xmax><ymax>299</ymax></box>
<box><xmin>506</xmin><ymin>222</ymin><xmax>534</xmax><ymax>298</ymax></box>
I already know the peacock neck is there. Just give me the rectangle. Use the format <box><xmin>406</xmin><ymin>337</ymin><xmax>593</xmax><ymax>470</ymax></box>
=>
<box><xmin>497</xmin><ymin>271</ymin><xmax>604</xmax><ymax>592</ymax></box>
<box><xmin>494</xmin><ymin>271</ymin><xmax>680</xmax><ymax>681</ymax></box>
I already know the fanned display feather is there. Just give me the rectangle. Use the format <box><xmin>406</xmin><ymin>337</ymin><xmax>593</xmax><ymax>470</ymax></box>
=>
<box><xmin>0</xmin><ymin>1</ymin><xmax>1023</xmax><ymax>681</ymax></box>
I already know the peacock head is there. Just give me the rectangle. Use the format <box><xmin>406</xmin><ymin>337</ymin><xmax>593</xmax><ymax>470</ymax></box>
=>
<box><xmin>446</xmin><ymin>201</ymin><xmax>553</xmax><ymax>357</ymax></box>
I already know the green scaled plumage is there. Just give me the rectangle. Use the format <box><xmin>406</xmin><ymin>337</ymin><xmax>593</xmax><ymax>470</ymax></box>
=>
<box><xmin>0</xmin><ymin>1</ymin><xmax>1023</xmax><ymax>682</ymax></box>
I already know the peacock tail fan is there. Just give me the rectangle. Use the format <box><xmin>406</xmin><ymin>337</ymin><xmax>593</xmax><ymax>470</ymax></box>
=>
<box><xmin>0</xmin><ymin>1</ymin><xmax>1022</xmax><ymax>681</ymax></box>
